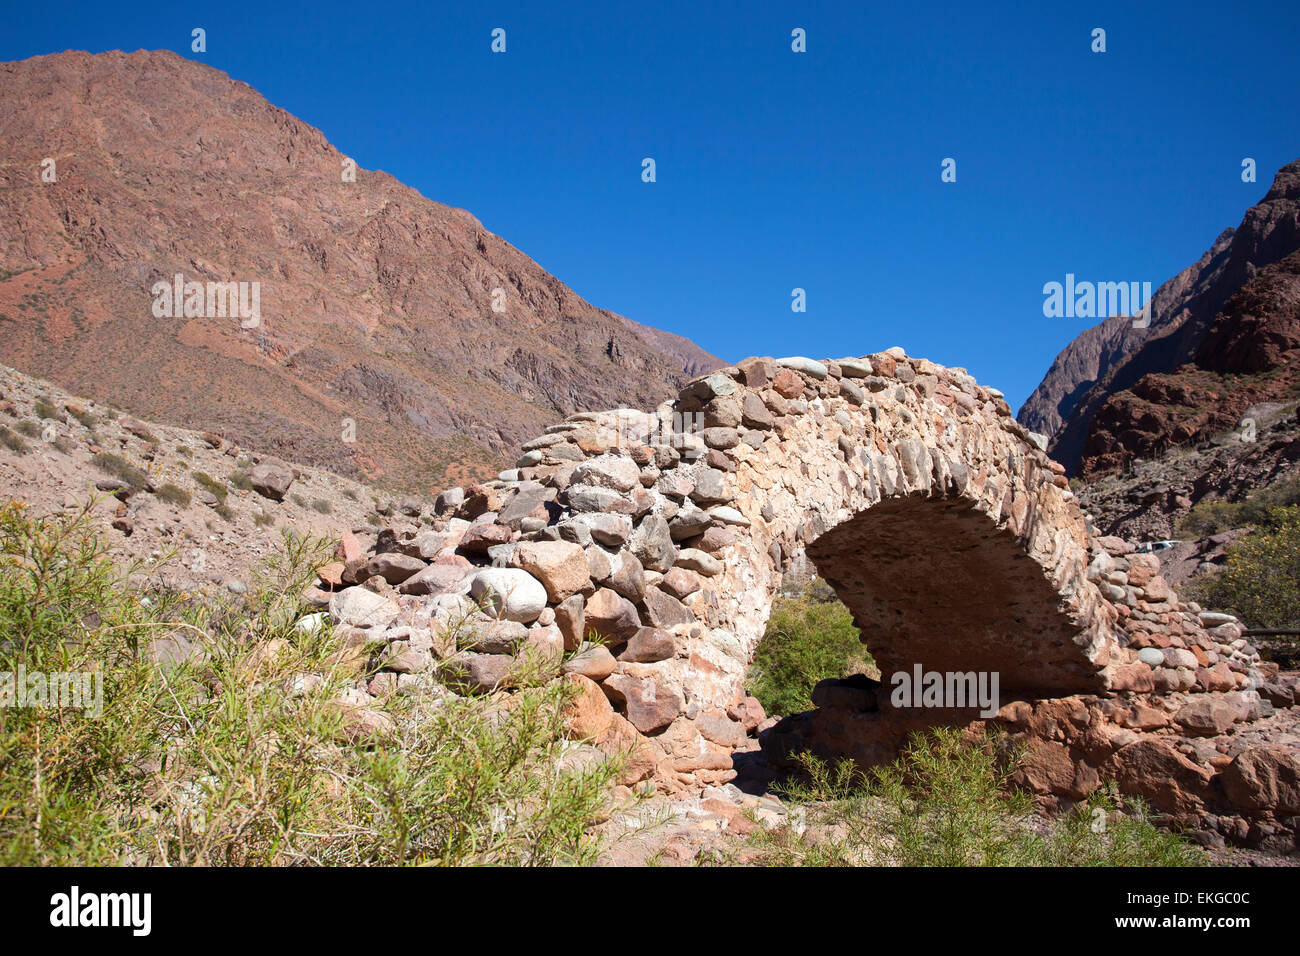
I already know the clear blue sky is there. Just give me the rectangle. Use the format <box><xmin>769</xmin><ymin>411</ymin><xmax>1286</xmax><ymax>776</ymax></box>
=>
<box><xmin>4</xmin><ymin>1</ymin><xmax>1299</xmax><ymax>412</ymax></box>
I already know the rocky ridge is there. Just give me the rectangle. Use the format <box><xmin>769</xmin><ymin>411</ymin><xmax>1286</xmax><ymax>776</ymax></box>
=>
<box><xmin>1020</xmin><ymin>158</ymin><xmax>1300</xmax><ymax>475</ymax></box>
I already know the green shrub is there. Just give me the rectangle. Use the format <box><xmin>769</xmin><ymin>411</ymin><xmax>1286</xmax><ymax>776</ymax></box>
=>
<box><xmin>193</xmin><ymin>472</ymin><xmax>229</xmax><ymax>503</ymax></box>
<box><xmin>228</xmin><ymin>471</ymin><xmax>253</xmax><ymax>492</ymax></box>
<box><xmin>154</xmin><ymin>483</ymin><xmax>192</xmax><ymax>507</ymax></box>
<box><xmin>0</xmin><ymin>503</ymin><xmax>616</xmax><ymax>866</ymax></box>
<box><xmin>213</xmin><ymin>503</ymin><xmax>235</xmax><ymax>521</ymax></box>
<box><xmin>737</xmin><ymin>728</ymin><xmax>1202</xmax><ymax>867</ymax></box>
<box><xmin>747</xmin><ymin>579</ymin><xmax>873</xmax><ymax>716</ymax></box>
<box><xmin>91</xmin><ymin>452</ymin><xmax>149</xmax><ymax>490</ymax></box>
<box><xmin>1177</xmin><ymin>476</ymin><xmax>1300</xmax><ymax>538</ymax></box>
<box><xmin>1184</xmin><ymin>506</ymin><xmax>1300</xmax><ymax>628</ymax></box>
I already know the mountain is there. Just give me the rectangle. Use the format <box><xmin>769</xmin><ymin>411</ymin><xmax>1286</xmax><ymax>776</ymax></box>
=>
<box><xmin>0</xmin><ymin>49</ymin><xmax>722</xmax><ymax>493</ymax></box>
<box><xmin>1081</xmin><ymin>249</ymin><xmax>1300</xmax><ymax>476</ymax></box>
<box><xmin>1018</xmin><ymin>158</ymin><xmax>1300</xmax><ymax>474</ymax></box>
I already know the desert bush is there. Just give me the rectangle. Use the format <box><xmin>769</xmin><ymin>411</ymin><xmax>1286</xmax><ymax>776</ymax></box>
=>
<box><xmin>227</xmin><ymin>471</ymin><xmax>253</xmax><ymax>492</ymax></box>
<box><xmin>33</xmin><ymin>398</ymin><xmax>59</xmax><ymax>420</ymax></box>
<box><xmin>737</xmin><ymin>728</ymin><xmax>1201</xmax><ymax>867</ymax></box>
<box><xmin>192</xmin><ymin>472</ymin><xmax>229</xmax><ymax>503</ymax></box>
<box><xmin>67</xmin><ymin>406</ymin><xmax>98</xmax><ymax>430</ymax></box>
<box><xmin>91</xmin><ymin>452</ymin><xmax>149</xmax><ymax>490</ymax></box>
<box><xmin>1177</xmin><ymin>476</ymin><xmax>1300</xmax><ymax>538</ymax></box>
<box><xmin>1184</xmin><ymin>506</ymin><xmax>1300</xmax><ymax>628</ymax></box>
<box><xmin>254</xmin><ymin>509</ymin><xmax>274</xmax><ymax>527</ymax></box>
<box><xmin>15</xmin><ymin>420</ymin><xmax>40</xmax><ymax>438</ymax></box>
<box><xmin>290</xmin><ymin>493</ymin><xmax>307</xmax><ymax>508</ymax></box>
<box><xmin>747</xmin><ymin>578</ymin><xmax>873</xmax><ymax>716</ymax></box>
<box><xmin>311</xmin><ymin>499</ymin><xmax>332</xmax><ymax>515</ymax></box>
<box><xmin>0</xmin><ymin>503</ymin><xmax>616</xmax><ymax>866</ymax></box>
<box><xmin>0</xmin><ymin>425</ymin><xmax>27</xmax><ymax>454</ymax></box>
<box><xmin>154</xmin><ymin>483</ymin><xmax>192</xmax><ymax>507</ymax></box>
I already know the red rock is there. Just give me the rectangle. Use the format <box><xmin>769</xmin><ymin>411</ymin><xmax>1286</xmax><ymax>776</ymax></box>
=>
<box><xmin>584</xmin><ymin>588</ymin><xmax>641</xmax><ymax>641</ymax></box>
<box><xmin>510</xmin><ymin>540</ymin><xmax>590</xmax><ymax>602</ymax></box>
<box><xmin>561</xmin><ymin>674</ymin><xmax>614</xmax><ymax>740</ymax></box>
<box><xmin>1104</xmin><ymin>739</ymin><xmax>1212</xmax><ymax>814</ymax></box>
<box><xmin>458</xmin><ymin>523</ymin><xmax>513</xmax><ymax>554</ymax></box>
<box><xmin>603</xmin><ymin>674</ymin><xmax>682</xmax><ymax>733</ymax></box>
<box><xmin>772</xmin><ymin>368</ymin><xmax>805</xmax><ymax>399</ymax></box>
<box><xmin>1220</xmin><ymin>749</ymin><xmax>1300</xmax><ymax>813</ymax></box>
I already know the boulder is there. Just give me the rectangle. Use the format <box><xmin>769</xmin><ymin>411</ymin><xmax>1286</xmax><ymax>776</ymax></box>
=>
<box><xmin>1219</xmin><ymin>749</ymin><xmax>1300</xmax><ymax>813</ymax></box>
<box><xmin>562</xmin><ymin>643</ymin><xmax>618</xmax><ymax>682</ymax></box>
<box><xmin>509</xmin><ymin>540</ymin><xmax>590</xmax><ymax>602</ymax></box>
<box><xmin>363</xmin><ymin>552</ymin><xmax>427</xmax><ymax>585</ymax></box>
<box><xmin>630</xmin><ymin>515</ymin><xmax>677</xmax><ymax>572</ymax></box>
<box><xmin>584</xmin><ymin>587</ymin><xmax>642</xmax><ymax>640</ymax></box>
<box><xmin>469</xmin><ymin>568</ymin><xmax>548</xmax><ymax>623</ymax></box>
<box><xmin>249</xmin><ymin>459</ymin><xmax>294</xmax><ymax>501</ymax></box>
<box><xmin>618</xmin><ymin>626</ymin><xmax>675</xmax><ymax>663</ymax></box>
<box><xmin>329</xmin><ymin>587</ymin><xmax>400</xmax><ymax>630</ymax></box>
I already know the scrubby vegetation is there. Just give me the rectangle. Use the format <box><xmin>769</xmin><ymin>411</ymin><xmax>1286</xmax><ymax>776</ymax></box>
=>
<box><xmin>0</xmin><ymin>425</ymin><xmax>27</xmax><ymax>454</ymax></box>
<box><xmin>1177</xmin><ymin>475</ymin><xmax>1300</xmax><ymax>538</ymax></box>
<box><xmin>91</xmin><ymin>452</ymin><xmax>149</xmax><ymax>490</ymax></box>
<box><xmin>192</xmin><ymin>471</ymin><xmax>229</xmax><ymax>503</ymax></box>
<box><xmin>1185</xmin><ymin>506</ymin><xmax>1300</xmax><ymax>629</ymax></box>
<box><xmin>746</xmin><ymin>578</ymin><xmax>874</xmax><ymax>716</ymax></box>
<box><xmin>737</xmin><ymin>729</ymin><xmax>1201</xmax><ymax>867</ymax></box>
<box><xmin>154</xmin><ymin>483</ymin><xmax>192</xmax><ymax>507</ymax></box>
<box><xmin>0</xmin><ymin>503</ymin><xmax>617</xmax><ymax>865</ymax></box>
<box><xmin>67</xmin><ymin>406</ymin><xmax>98</xmax><ymax>430</ymax></box>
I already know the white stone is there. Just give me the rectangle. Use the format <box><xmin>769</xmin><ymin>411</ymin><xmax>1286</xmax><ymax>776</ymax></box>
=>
<box><xmin>470</xmin><ymin>568</ymin><xmax>548</xmax><ymax>623</ymax></box>
<box><xmin>329</xmin><ymin>587</ymin><xmax>400</xmax><ymax>630</ymax></box>
<box><xmin>775</xmin><ymin>357</ymin><xmax>828</xmax><ymax>379</ymax></box>
<box><xmin>708</xmin><ymin>506</ymin><xmax>750</xmax><ymax>527</ymax></box>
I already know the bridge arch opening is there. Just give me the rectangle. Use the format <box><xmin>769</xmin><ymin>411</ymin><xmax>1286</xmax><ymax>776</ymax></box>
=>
<box><xmin>803</xmin><ymin>493</ymin><xmax>1107</xmax><ymax>699</ymax></box>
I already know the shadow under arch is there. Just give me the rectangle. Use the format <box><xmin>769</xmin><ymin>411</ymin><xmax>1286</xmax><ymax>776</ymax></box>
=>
<box><xmin>805</xmin><ymin>493</ymin><xmax>1108</xmax><ymax>698</ymax></box>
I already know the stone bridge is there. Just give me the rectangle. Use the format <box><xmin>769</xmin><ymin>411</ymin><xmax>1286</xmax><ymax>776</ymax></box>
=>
<box><xmin>331</xmin><ymin>350</ymin><xmax>1298</xmax><ymax>849</ymax></box>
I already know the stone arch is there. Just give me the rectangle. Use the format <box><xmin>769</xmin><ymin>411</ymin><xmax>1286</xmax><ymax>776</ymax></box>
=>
<box><xmin>350</xmin><ymin>349</ymin><xmax>1281</xmax><ymax>840</ymax></box>
<box><xmin>654</xmin><ymin>352</ymin><xmax>1122</xmax><ymax>715</ymax></box>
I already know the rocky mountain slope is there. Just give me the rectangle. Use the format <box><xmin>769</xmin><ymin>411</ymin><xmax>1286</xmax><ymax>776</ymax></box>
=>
<box><xmin>1019</xmin><ymin>158</ymin><xmax>1300</xmax><ymax>474</ymax></box>
<box><xmin>0</xmin><ymin>49</ymin><xmax>721</xmax><ymax>494</ymax></box>
<box><xmin>0</xmin><ymin>360</ymin><xmax>395</xmax><ymax>597</ymax></box>
<box><xmin>1081</xmin><ymin>249</ymin><xmax>1300</xmax><ymax>477</ymax></box>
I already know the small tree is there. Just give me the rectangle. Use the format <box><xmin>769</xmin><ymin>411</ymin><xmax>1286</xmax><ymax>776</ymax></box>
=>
<box><xmin>1186</xmin><ymin>506</ymin><xmax>1300</xmax><ymax>628</ymax></box>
